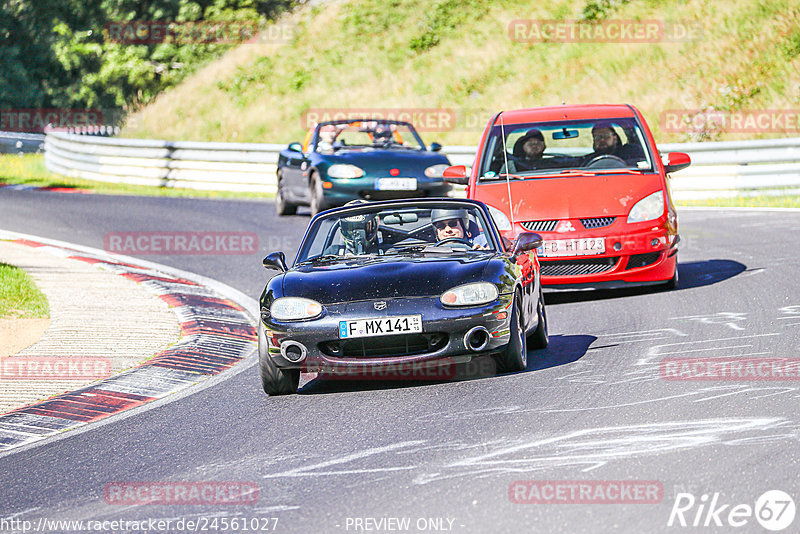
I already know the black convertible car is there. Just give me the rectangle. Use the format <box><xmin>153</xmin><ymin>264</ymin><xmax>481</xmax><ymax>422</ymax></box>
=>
<box><xmin>258</xmin><ymin>198</ymin><xmax>548</xmax><ymax>395</ymax></box>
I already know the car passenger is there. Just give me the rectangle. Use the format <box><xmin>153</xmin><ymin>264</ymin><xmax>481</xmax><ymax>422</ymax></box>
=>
<box><xmin>430</xmin><ymin>208</ymin><xmax>488</xmax><ymax>249</ymax></box>
<box><xmin>372</xmin><ymin>124</ymin><xmax>394</xmax><ymax>146</ymax></box>
<box><xmin>500</xmin><ymin>129</ymin><xmax>561</xmax><ymax>174</ymax></box>
<box><xmin>316</xmin><ymin>124</ymin><xmax>340</xmax><ymax>152</ymax></box>
<box><xmin>338</xmin><ymin>212</ymin><xmax>382</xmax><ymax>255</ymax></box>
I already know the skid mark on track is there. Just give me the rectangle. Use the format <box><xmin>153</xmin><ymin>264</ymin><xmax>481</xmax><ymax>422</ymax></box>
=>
<box><xmin>635</xmin><ymin>333</ymin><xmax>781</xmax><ymax>366</ymax></box>
<box><xmin>670</xmin><ymin>312</ymin><xmax>749</xmax><ymax>331</ymax></box>
<box><xmin>253</xmin><ymin>418</ymin><xmax>791</xmax><ymax>486</ymax></box>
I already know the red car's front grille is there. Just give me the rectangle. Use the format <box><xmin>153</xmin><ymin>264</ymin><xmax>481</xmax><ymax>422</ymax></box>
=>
<box><xmin>580</xmin><ymin>217</ymin><xmax>616</xmax><ymax>229</ymax></box>
<box><xmin>520</xmin><ymin>220</ymin><xmax>558</xmax><ymax>232</ymax></box>
<box><xmin>541</xmin><ymin>257</ymin><xmax>619</xmax><ymax>277</ymax></box>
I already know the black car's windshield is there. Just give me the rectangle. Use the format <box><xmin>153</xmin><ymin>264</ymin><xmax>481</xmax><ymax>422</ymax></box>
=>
<box><xmin>314</xmin><ymin>120</ymin><xmax>425</xmax><ymax>153</ymax></box>
<box><xmin>478</xmin><ymin>117</ymin><xmax>654</xmax><ymax>181</ymax></box>
<box><xmin>296</xmin><ymin>204</ymin><xmax>497</xmax><ymax>264</ymax></box>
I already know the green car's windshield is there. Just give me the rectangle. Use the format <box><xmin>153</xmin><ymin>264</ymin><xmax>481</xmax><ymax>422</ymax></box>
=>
<box><xmin>314</xmin><ymin>120</ymin><xmax>425</xmax><ymax>152</ymax></box>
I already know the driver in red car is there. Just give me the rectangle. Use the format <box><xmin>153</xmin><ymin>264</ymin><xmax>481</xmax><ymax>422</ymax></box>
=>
<box><xmin>582</xmin><ymin>121</ymin><xmax>645</xmax><ymax>165</ymax></box>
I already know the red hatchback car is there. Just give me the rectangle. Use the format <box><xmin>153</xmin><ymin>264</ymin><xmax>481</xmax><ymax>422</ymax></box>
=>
<box><xmin>444</xmin><ymin>104</ymin><xmax>690</xmax><ymax>289</ymax></box>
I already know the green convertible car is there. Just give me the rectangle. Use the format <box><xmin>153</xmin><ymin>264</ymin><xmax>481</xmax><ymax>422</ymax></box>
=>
<box><xmin>275</xmin><ymin>119</ymin><xmax>452</xmax><ymax>216</ymax></box>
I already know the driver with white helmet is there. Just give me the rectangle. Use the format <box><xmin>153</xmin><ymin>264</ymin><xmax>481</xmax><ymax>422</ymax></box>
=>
<box><xmin>430</xmin><ymin>208</ymin><xmax>488</xmax><ymax>249</ymax></box>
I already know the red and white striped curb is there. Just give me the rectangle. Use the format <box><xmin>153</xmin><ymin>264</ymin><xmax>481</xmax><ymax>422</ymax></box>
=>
<box><xmin>0</xmin><ymin>235</ymin><xmax>257</xmax><ymax>452</ymax></box>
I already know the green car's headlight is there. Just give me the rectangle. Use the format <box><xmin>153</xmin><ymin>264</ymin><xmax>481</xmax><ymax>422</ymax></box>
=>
<box><xmin>327</xmin><ymin>164</ymin><xmax>364</xmax><ymax>179</ymax></box>
<box><xmin>441</xmin><ymin>282</ymin><xmax>499</xmax><ymax>307</ymax></box>
<box><xmin>270</xmin><ymin>297</ymin><xmax>323</xmax><ymax>321</ymax></box>
<box><xmin>424</xmin><ymin>164</ymin><xmax>449</xmax><ymax>178</ymax></box>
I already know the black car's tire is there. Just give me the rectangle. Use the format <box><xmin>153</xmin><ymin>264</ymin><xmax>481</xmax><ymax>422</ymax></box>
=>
<box><xmin>495</xmin><ymin>294</ymin><xmax>527</xmax><ymax>373</ymax></box>
<box><xmin>258</xmin><ymin>322</ymin><xmax>299</xmax><ymax>395</ymax></box>
<box><xmin>528</xmin><ymin>289</ymin><xmax>549</xmax><ymax>349</ymax></box>
<box><xmin>309</xmin><ymin>172</ymin><xmax>329</xmax><ymax>217</ymax></box>
<box><xmin>275</xmin><ymin>172</ymin><xmax>297</xmax><ymax>216</ymax></box>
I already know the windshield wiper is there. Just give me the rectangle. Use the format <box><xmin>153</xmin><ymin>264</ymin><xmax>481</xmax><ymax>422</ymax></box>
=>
<box><xmin>385</xmin><ymin>243</ymin><xmax>429</xmax><ymax>254</ymax></box>
<box><xmin>301</xmin><ymin>254</ymin><xmax>342</xmax><ymax>264</ymax></box>
<box><xmin>558</xmin><ymin>168</ymin><xmax>644</xmax><ymax>176</ymax></box>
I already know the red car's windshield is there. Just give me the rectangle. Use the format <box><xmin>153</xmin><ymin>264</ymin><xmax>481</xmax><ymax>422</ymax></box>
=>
<box><xmin>478</xmin><ymin>117</ymin><xmax>654</xmax><ymax>180</ymax></box>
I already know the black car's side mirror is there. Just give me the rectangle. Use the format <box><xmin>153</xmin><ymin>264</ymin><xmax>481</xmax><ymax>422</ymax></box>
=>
<box><xmin>512</xmin><ymin>232</ymin><xmax>543</xmax><ymax>255</ymax></box>
<box><xmin>430</xmin><ymin>142</ymin><xmax>442</xmax><ymax>152</ymax></box>
<box><xmin>263</xmin><ymin>251</ymin><xmax>288</xmax><ymax>272</ymax></box>
<box><xmin>287</xmin><ymin>142</ymin><xmax>303</xmax><ymax>153</ymax></box>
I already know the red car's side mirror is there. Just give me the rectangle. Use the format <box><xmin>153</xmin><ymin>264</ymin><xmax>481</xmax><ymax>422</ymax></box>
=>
<box><xmin>663</xmin><ymin>152</ymin><xmax>691</xmax><ymax>174</ymax></box>
<box><xmin>443</xmin><ymin>165</ymin><xmax>469</xmax><ymax>185</ymax></box>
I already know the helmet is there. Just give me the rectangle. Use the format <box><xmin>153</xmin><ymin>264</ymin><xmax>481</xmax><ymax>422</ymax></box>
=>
<box><xmin>430</xmin><ymin>208</ymin><xmax>468</xmax><ymax>229</ymax></box>
<box><xmin>340</xmin><ymin>212</ymin><xmax>378</xmax><ymax>253</ymax></box>
<box><xmin>373</xmin><ymin>125</ymin><xmax>393</xmax><ymax>143</ymax></box>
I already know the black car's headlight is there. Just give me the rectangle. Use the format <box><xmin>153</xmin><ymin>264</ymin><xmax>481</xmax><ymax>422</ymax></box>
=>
<box><xmin>327</xmin><ymin>164</ymin><xmax>364</xmax><ymax>179</ymax></box>
<box><xmin>270</xmin><ymin>297</ymin><xmax>323</xmax><ymax>321</ymax></box>
<box><xmin>441</xmin><ymin>282</ymin><xmax>498</xmax><ymax>307</ymax></box>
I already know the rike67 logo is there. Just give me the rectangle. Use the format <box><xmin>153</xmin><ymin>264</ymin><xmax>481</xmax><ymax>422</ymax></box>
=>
<box><xmin>668</xmin><ymin>490</ymin><xmax>795</xmax><ymax>531</ymax></box>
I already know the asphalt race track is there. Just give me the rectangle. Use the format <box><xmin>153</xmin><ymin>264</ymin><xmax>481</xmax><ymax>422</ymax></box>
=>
<box><xmin>1</xmin><ymin>190</ymin><xmax>798</xmax><ymax>533</ymax></box>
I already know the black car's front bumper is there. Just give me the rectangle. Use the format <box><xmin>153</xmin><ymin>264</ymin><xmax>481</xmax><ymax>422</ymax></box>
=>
<box><xmin>261</xmin><ymin>295</ymin><xmax>515</xmax><ymax>375</ymax></box>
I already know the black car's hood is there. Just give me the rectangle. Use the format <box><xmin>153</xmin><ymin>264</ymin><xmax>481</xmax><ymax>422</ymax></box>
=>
<box><xmin>283</xmin><ymin>254</ymin><xmax>491</xmax><ymax>303</ymax></box>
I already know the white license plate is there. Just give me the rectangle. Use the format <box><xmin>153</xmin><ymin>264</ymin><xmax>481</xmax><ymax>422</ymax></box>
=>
<box><xmin>538</xmin><ymin>238</ymin><xmax>606</xmax><ymax>257</ymax></box>
<box><xmin>339</xmin><ymin>315</ymin><xmax>422</xmax><ymax>339</ymax></box>
<box><xmin>375</xmin><ymin>178</ymin><xmax>417</xmax><ymax>191</ymax></box>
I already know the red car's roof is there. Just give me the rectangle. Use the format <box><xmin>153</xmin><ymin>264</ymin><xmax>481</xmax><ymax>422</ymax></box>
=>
<box><xmin>495</xmin><ymin>104</ymin><xmax>638</xmax><ymax>126</ymax></box>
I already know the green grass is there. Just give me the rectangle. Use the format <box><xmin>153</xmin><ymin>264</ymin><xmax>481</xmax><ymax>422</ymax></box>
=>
<box><xmin>677</xmin><ymin>194</ymin><xmax>800</xmax><ymax>208</ymax></box>
<box><xmin>0</xmin><ymin>262</ymin><xmax>49</xmax><ymax>319</ymax></box>
<box><xmin>122</xmin><ymin>0</ymin><xmax>800</xmax><ymax>145</ymax></box>
<box><xmin>0</xmin><ymin>154</ymin><xmax>274</xmax><ymax>199</ymax></box>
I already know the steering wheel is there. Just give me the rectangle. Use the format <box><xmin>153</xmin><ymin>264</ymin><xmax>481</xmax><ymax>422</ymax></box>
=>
<box><xmin>584</xmin><ymin>154</ymin><xmax>626</xmax><ymax>168</ymax></box>
<box><xmin>435</xmin><ymin>237</ymin><xmax>472</xmax><ymax>248</ymax></box>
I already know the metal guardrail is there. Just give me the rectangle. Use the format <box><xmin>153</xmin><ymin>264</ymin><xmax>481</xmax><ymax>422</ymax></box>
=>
<box><xmin>43</xmin><ymin>132</ymin><xmax>800</xmax><ymax>199</ymax></box>
<box><xmin>0</xmin><ymin>131</ymin><xmax>45</xmax><ymax>154</ymax></box>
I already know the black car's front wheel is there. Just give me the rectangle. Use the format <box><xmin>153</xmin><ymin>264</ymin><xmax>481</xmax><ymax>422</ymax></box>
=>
<box><xmin>527</xmin><ymin>288</ymin><xmax>549</xmax><ymax>349</ymax></box>
<box><xmin>495</xmin><ymin>294</ymin><xmax>527</xmax><ymax>373</ymax></box>
<box><xmin>258</xmin><ymin>322</ymin><xmax>299</xmax><ymax>395</ymax></box>
<box><xmin>275</xmin><ymin>171</ymin><xmax>297</xmax><ymax>216</ymax></box>
<box><xmin>309</xmin><ymin>172</ymin><xmax>329</xmax><ymax>217</ymax></box>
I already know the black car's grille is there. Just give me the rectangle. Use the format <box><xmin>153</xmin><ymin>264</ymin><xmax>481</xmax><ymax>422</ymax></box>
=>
<box><xmin>580</xmin><ymin>217</ymin><xmax>616</xmax><ymax>229</ymax></box>
<box><xmin>626</xmin><ymin>252</ymin><xmax>661</xmax><ymax>270</ymax></box>
<box><xmin>520</xmin><ymin>220</ymin><xmax>558</xmax><ymax>232</ymax></box>
<box><xmin>541</xmin><ymin>257</ymin><xmax>619</xmax><ymax>277</ymax></box>
<box><xmin>320</xmin><ymin>333</ymin><xmax>448</xmax><ymax>358</ymax></box>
